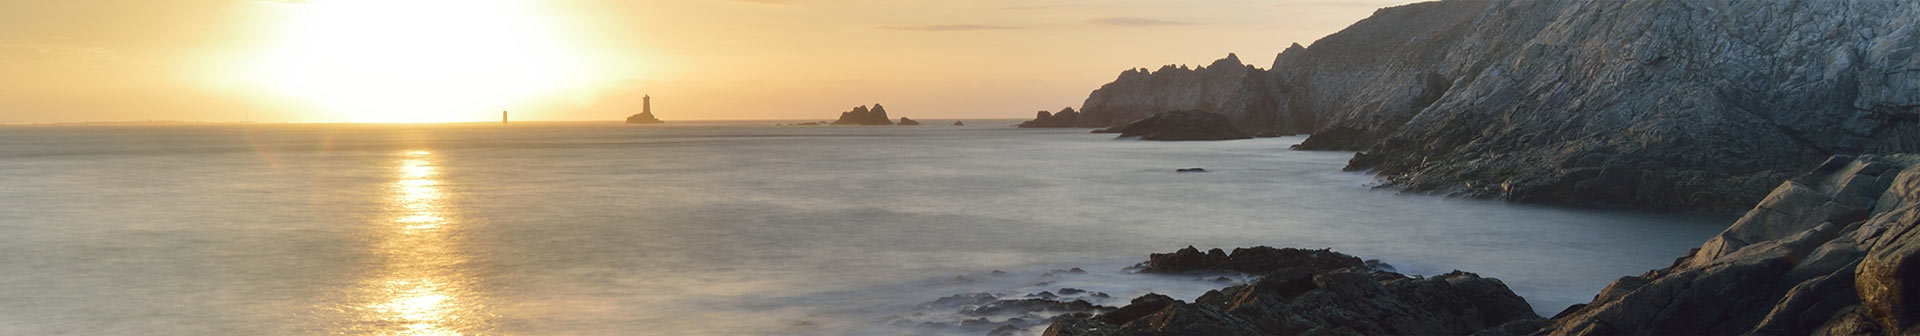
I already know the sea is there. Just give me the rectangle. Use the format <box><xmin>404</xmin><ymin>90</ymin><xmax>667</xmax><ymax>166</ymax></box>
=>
<box><xmin>0</xmin><ymin>121</ymin><xmax>1732</xmax><ymax>335</ymax></box>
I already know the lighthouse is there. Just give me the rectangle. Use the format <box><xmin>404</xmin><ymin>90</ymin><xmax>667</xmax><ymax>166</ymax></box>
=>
<box><xmin>626</xmin><ymin>95</ymin><xmax>664</xmax><ymax>124</ymax></box>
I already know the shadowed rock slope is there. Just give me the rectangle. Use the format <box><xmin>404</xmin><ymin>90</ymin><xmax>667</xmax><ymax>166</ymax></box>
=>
<box><xmin>1293</xmin><ymin>0</ymin><xmax>1920</xmax><ymax>210</ymax></box>
<box><xmin>1068</xmin><ymin>0</ymin><xmax>1920</xmax><ymax>210</ymax></box>
<box><xmin>1528</xmin><ymin>154</ymin><xmax>1920</xmax><ymax>335</ymax></box>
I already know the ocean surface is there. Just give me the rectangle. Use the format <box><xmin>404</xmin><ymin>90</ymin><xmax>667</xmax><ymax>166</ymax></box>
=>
<box><xmin>0</xmin><ymin>121</ymin><xmax>1731</xmax><ymax>335</ymax></box>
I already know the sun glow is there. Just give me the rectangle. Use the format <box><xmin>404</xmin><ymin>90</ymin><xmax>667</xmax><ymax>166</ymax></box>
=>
<box><xmin>251</xmin><ymin>0</ymin><xmax>601</xmax><ymax>123</ymax></box>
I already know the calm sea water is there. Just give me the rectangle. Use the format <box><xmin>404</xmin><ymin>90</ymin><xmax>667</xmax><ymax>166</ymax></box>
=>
<box><xmin>0</xmin><ymin>121</ymin><xmax>1730</xmax><ymax>335</ymax></box>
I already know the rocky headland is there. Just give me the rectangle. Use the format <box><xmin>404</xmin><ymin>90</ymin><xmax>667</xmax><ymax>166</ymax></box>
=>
<box><xmin>831</xmin><ymin>104</ymin><xmax>896</xmax><ymax>125</ymax></box>
<box><xmin>1061</xmin><ymin>0</ymin><xmax>1919</xmax><ymax>211</ymax></box>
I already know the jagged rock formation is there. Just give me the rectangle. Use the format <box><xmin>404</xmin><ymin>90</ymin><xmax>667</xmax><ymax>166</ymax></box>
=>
<box><xmin>1075</xmin><ymin>54</ymin><xmax>1305</xmax><ymax>135</ymax></box>
<box><xmin>1280</xmin><ymin>0</ymin><xmax>1920</xmax><ymax>210</ymax></box>
<box><xmin>1522</xmin><ymin>154</ymin><xmax>1920</xmax><ymax>335</ymax></box>
<box><xmin>1070</xmin><ymin>0</ymin><xmax>1919</xmax><ymax>210</ymax></box>
<box><xmin>1100</xmin><ymin>110</ymin><xmax>1251</xmax><ymax>141</ymax></box>
<box><xmin>898</xmin><ymin>117</ymin><xmax>922</xmax><ymax>126</ymax></box>
<box><xmin>1018</xmin><ymin>108</ymin><xmax>1081</xmax><ymax>128</ymax></box>
<box><xmin>1043</xmin><ymin>246</ymin><xmax>1538</xmax><ymax>336</ymax></box>
<box><xmin>831</xmin><ymin>104</ymin><xmax>894</xmax><ymax>125</ymax></box>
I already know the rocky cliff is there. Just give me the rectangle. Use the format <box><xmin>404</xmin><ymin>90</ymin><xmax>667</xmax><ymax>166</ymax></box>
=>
<box><xmin>1074</xmin><ymin>54</ymin><xmax>1304</xmax><ymax>135</ymax></box>
<box><xmin>1285</xmin><ymin>0</ymin><xmax>1920</xmax><ymax>210</ymax></box>
<box><xmin>831</xmin><ymin>104</ymin><xmax>895</xmax><ymax>125</ymax></box>
<box><xmin>1066</xmin><ymin>0</ymin><xmax>1920</xmax><ymax>210</ymax></box>
<box><xmin>1526</xmin><ymin>154</ymin><xmax>1920</xmax><ymax>335</ymax></box>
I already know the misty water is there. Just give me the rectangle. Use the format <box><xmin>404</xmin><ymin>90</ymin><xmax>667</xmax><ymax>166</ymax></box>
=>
<box><xmin>0</xmin><ymin>122</ymin><xmax>1731</xmax><ymax>335</ymax></box>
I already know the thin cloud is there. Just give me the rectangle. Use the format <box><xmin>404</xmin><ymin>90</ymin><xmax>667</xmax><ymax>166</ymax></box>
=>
<box><xmin>876</xmin><ymin>24</ymin><xmax>1022</xmax><ymax>32</ymax></box>
<box><xmin>1087</xmin><ymin>17</ymin><xmax>1192</xmax><ymax>26</ymax></box>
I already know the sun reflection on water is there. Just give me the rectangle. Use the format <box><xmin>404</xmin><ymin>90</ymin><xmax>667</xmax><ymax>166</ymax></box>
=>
<box><xmin>336</xmin><ymin>149</ymin><xmax>491</xmax><ymax>335</ymax></box>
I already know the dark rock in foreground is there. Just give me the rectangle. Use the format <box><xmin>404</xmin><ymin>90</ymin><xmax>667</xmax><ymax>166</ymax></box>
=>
<box><xmin>1102</xmin><ymin>110</ymin><xmax>1250</xmax><ymax>141</ymax></box>
<box><xmin>1045</xmin><ymin>246</ymin><xmax>1537</xmax><ymax>336</ymax></box>
<box><xmin>831</xmin><ymin>104</ymin><xmax>894</xmax><ymax>125</ymax></box>
<box><xmin>898</xmin><ymin>117</ymin><xmax>922</xmax><ymax>126</ymax></box>
<box><xmin>1537</xmin><ymin>154</ymin><xmax>1920</xmax><ymax>335</ymax></box>
<box><xmin>1019</xmin><ymin>107</ymin><xmax>1083</xmax><ymax>128</ymax></box>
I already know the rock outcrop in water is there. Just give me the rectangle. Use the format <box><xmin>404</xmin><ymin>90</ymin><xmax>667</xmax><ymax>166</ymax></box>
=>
<box><xmin>1520</xmin><ymin>154</ymin><xmax>1920</xmax><ymax>335</ymax></box>
<box><xmin>1075</xmin><ymin>54</ymin><xmax>1306</xmax><ymax>136</ymax></box>
<box><xmin>1042</xmin><ymin>246</ymin><xmax>1538</xmax><ymax>336</ymax></box>
<box><xmin>1018</xmin><ymin>108</ymin><xmax>1082</xmax><ymax>128</ymax></box>
<box><xmin>831</xmin><ymin>104</ymin><xmax>895</xmax><ymax>125</ymax></box>
<box><xmin>1100</xmin><ymin>110</ymin><xmax>1251</xmax><ymax>141</ymax></box>
<box><xmin>1068</xmin><ymin>0</ymin><xmax>1920</xmax><ymax>210</ymax></box>
<box><xmin>898</xmin><ymin>117</ymin><xmax>922</xmax><ymax>126</ymax></box>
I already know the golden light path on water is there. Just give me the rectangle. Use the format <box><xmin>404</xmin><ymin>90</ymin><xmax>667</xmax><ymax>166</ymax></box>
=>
<box><xmin>339</xmin><ymin>149</ymin><xmax>492</xmax><ymax>335</ymax></box>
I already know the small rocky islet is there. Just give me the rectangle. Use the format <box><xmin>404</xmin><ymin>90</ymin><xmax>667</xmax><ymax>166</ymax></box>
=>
<box><xmin>827</xmin><ymin>104</ymin><xmax>929</xmax><ymax>126</ymax></box>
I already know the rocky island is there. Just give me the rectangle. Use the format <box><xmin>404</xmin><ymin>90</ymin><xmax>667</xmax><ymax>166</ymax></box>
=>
<box><xmin>830</xmin><ymin>104</ymin><xmax>896</xmax><ymax>125</ymax></box>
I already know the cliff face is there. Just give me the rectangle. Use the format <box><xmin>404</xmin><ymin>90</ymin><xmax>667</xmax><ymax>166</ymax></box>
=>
<box><xmin>1075</xmin><ymin>54</ymin><xmax>1303</xmax><ymax>135</ymax></box>
<box><xmin>1271</xmin><ymin>0</ymin><xmax>1920</xmax><ymax>210</ymax></box>
<box><xmin>1064</xmin><ymin>0</ymin><xmax>1918</xmax><ymax>209</ymax></box>
<box><xmin>1539</xmin><ymin>155</ymin><xmax>1920</xmax><ymax>335</ymax></box>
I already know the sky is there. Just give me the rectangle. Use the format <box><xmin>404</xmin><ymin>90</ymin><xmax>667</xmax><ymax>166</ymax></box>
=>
<box><xmin>0</xmin><ymin>0</ymin><xmax>1413</xmax><ymax>123</ymax></box>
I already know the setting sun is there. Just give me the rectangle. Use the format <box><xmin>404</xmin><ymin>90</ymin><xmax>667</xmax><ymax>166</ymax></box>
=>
<box><xmin>250</xmin><ymin>0</ymin><xmax>601</xmax><ymax>123</ymax></box>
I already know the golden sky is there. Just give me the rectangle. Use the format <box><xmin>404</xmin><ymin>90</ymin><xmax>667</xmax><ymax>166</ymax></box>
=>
<box><xmin>0</xmin><ymin>0</ymin><xmax>1409</xmax><ymax>123</ymax></box>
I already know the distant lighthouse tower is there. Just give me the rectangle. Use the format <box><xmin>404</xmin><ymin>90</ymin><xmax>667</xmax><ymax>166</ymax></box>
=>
<box><xmin>501</xmin><ymin>111</ymin><xmax>508</xmax><ymax>125</ymax></box>
<box><xmin>627</xmin><ymin>95</ymin><xmax>663</xmax><ymax>124</ymax></box>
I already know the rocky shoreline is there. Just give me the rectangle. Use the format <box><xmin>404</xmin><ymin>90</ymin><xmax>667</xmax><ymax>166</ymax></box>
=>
<box><xmin>899</xmin><ymin>154</ymin><xmax>1920</xmax><ymax>336</ymax></box>
<box><xmin>1041</xmin><ymin>0</ymin><xmax>1919</xmax><ymax>211</ymax></box>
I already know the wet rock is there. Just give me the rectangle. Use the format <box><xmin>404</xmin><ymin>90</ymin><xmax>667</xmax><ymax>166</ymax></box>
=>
<box><xmin>1103</xmin><ymin>110</ymin><xmax>1251</xmax><ymax>141</ymax></box>
<box><xmin>1045</xmin><ymin>248</ymin><xmax>1536</xmax><ymax>336</ymax></box>
<box><xmin>1544</xmin><ymin>155</ymin><xmax>1920</xmax><ymax>335</ymax></box>
<box><xmin>1137</xmin><ymin>245</ymin><xmax>1363</xmax><ymax>275</ymax></box>
<box><xmin>1177</xmin><ymin>168</ymin><xmax>1207</xmax><ymax>173</ymax></box>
